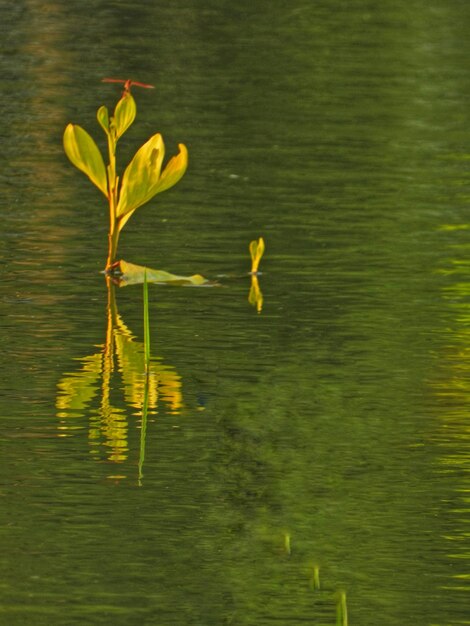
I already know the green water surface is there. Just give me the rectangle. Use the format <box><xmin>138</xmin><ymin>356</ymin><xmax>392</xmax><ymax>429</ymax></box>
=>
<box><xmin>1</xmin><ymin>1</ymin><xmax>470</xmax><ymax>624</ymax></box>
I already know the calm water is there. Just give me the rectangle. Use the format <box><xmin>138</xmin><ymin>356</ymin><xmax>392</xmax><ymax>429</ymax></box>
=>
<box><xmin>1</xmin><ymin>1</ymin><xmax>470</xmax><ymax>624</ymax></box>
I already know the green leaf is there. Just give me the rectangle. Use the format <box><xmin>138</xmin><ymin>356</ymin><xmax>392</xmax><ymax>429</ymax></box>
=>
<box><xmin>150</xmin><ymin>143</ymin><xmax>188</xmax><ymax>195</ymax></box>
<box><xmin>116</xmin><ymin>133</ymin><xmax>164</xmax><ymax>218</ymax></box>
<box><xmin>97</xmin><ymin>105</ymin><xmax>110</xmax><ymax>135</ymax></box>
<box><xmin>114</xmin><ymin>93</ymin><xmax>136</xmax><ymax>139</ymax></box>
<box><xmin>63</xmin><ymin>124</ymin><xmax>108</xmax><ymax>196</ymax></box>
<box><xmin>115</xmin><ymin>260</ymin><xmax>213</xmax><ymax>287</ymax></box>
<box><xmin>116</xmin><ymin>135</ymin><xmax>188</xmax><ymax>230</ymax></box>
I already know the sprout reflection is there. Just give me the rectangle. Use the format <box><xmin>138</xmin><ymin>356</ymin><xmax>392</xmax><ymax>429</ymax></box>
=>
<box><xmin>56</xmin><ymin>279</ymin><xmax>183</xmax><ymax>468</ymax></box>
<box><xmin>248</xmin><ymin>274</ymin><xmax>263</xmax><ymax>313</ymax></box>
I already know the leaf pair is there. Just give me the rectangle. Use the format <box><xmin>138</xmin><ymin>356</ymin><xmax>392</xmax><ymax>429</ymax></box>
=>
<box><xmin>116</xmin><ymin>136</ymin><xmax>188</xmax><ymax>232</ymax></box>
<box><xmin>97</xmin><ymin>91</ymin><xmax>136</xmax><ymax>140</ymax></box>
<box><xmin>249</xmin><ymin>237</ymin><xmax>265</xmax><ymax>274</ymax></box>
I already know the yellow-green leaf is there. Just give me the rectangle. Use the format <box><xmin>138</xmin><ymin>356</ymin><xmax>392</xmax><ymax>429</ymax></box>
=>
<box><xmin>63</xmin><ymin>124</ymin><xmax>108</xmax><ymax>196</ymax></box>
<box><xmin>150</xmin><ymin>143</ymin><xmax>188</xmax><ymax>195</ymax></box>
<box><xmin>116</xmin><ymin>133</ymin><xmax>165</xmax><ymax>219</ymax></box>
<box><xmin>116</xmin><ymin>137</ymin><xmax>188</xmax><ymax>231</ymax></box>
<box><xmin>115</xmin><ymin>260</ymin><xmax>212</xmax><ymax>287</ymax></box>
<box><xmin>97</xmin><ymin>105</ymin><xmax>110</xmax><ymax>135</ymax></box>
<box><xmin>249</xmin><ymin>237</ymin><xmax>265</xmax><ymax>273</ymax></box>
<box><xmin>114</xmin><ymin>93</ymin><xmax>136</xmax><ymax>139</ymax></box>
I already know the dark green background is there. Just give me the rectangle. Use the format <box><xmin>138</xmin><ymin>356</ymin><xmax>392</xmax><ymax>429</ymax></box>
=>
<box><xmin>1</xmin><ymin>1</ymin><xmax>470</xmax><ymax>624</ymax></box>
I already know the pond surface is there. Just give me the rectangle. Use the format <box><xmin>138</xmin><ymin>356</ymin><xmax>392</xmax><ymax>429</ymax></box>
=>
<box><xmin>1</xmin><ymin>1</ymin><xmax>470</xmax><ymax>624</ymax></box>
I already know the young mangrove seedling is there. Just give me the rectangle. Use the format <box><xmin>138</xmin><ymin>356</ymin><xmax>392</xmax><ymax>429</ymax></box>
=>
<box><xmin>249</xmin><ymin>237</ymin><xmax>265</xmax><ymax>274</ymax></box>
<box><xmin>63</xmin><ymin>79</ymin><xmax>188</xmax><ymax>270</ymax></box>
<box><xmin>248</xmin><ymin>237</ymin><xmax>265</xmax><ymax>312</ymax></box>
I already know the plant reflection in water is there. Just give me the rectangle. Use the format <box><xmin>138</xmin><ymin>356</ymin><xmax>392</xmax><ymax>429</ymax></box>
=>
<box><xmin>56</xmin><ymin>278</ymin><xmax>182</xmax><ymax>475</ymax></box>
<box><xmin>56</xmin><ymin>240</ymin><xmax>264</xmax><ymax>479</ymax></box>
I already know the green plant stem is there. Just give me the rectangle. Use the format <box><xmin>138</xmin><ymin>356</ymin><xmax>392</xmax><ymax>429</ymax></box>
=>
<box><xmin>106</xmin><ymin>132</ymin><xmax>119</xmax><ymax>269</ymax></box>
<box><xmin>106</xmin><ymin>222</ymin><xmax>120</xmax><ymax>269</ymax></box>
<box><xmin>143</xmin><ymin>270</ymin><xmax>151</xmax><ymax>371</ymax></box>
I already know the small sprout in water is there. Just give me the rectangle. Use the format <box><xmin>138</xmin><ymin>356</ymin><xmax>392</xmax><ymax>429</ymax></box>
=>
<box><xmin>248</xmin><ymin>237</ymin><xmax>265</xmax><ymax>313</ymax></box>
<box><xmin>249</xmin><ymin>237</ymin><xmax>265</xmax><ymax>274</ymax></box>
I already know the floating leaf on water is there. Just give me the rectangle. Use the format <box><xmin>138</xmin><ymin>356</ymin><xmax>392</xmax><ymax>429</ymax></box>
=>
<box><xmin>114</xmin><ymin>260</ymin><xmax>213</xmax><ymax>287</ymax></box>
